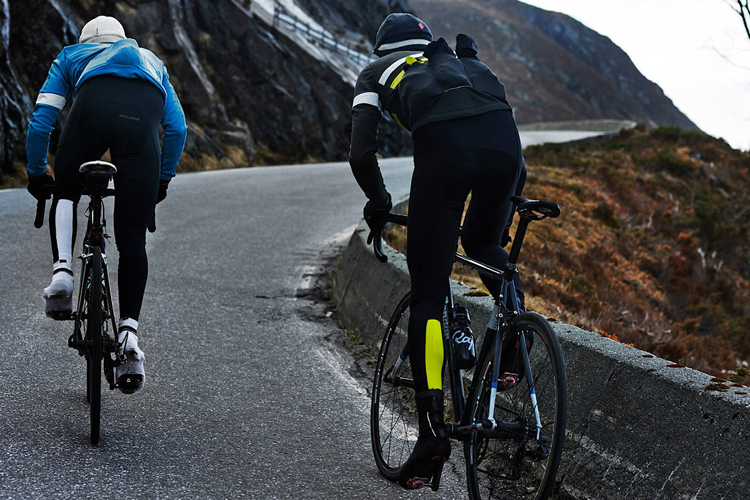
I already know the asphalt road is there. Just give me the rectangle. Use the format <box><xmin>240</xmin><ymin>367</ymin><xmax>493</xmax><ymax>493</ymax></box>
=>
<box><xmin>1</xmin><ymin>158</ymin><xmax>470</xmax><ymax>500</ymax></box>
<box><xmin>0</xmin><ymin>129</ymin><xmax>602</xmax><ymax>499</ymax></box>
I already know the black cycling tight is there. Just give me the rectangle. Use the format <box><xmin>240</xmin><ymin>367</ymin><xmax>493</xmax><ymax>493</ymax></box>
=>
<box><xmin>407</xmin><ymin>110</ymin><xmax>525</xmax><ymax>394</ymax></box>
<box><xmin>50</xmin><ymin>75</ymin><xmax>164</xmax><ymax>321</ymax></box>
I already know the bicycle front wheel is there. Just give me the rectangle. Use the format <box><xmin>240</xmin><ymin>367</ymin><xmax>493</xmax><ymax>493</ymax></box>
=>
<box><xmin>465</xmin><ymin>313</ymin><xmax>567</xmax><ymax>500</ymax></box>
<box><xmin>371</xmin><ymin>293</ymin><xmax>417</xmax><ymax>481</ymax></box>
<box><xmin>87</xmin><ymin>246</ymin><xmax>103</xmax><ymax>445</ymax></box>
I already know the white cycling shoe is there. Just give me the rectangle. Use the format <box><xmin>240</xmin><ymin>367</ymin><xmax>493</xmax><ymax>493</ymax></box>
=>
<box><xmin>116</xmin><ymin>318</ymin><xmax>145</xmax><ymax>394</ymax></box>
<box><xmin>43</xmin><ymin>271</ymin><xmax>74</xmax><ymax>320</ymax></box>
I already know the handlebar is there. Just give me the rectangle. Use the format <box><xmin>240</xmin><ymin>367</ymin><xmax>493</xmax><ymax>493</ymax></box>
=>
<box><xmin>34</xmin><ymin>190</ymin><xmax>158</xmax><ymax>234</ymax></box>
<box><xmin>369</xmin><ymin>196</ymin><xmax>561</xmax><ymax>264</ymax></box>
<box><xmin>33</xmin><ymin>183</ymin><xmax>55</xmax><ymax>229</ymax></box>
<box><xmin>370</xmin><ymin>213</ymin><xmax>408</xmax><ymax>263</ymax></box>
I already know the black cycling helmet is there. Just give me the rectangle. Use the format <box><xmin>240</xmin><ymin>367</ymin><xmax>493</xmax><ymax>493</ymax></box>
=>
<box><xmin>373</xmin><ymin>13</ymin><xmax>433</xmax><ymax>57</ymax></box>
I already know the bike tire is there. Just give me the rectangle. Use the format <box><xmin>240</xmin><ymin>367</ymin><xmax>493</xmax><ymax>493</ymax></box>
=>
<box><xmin>371</xmin><ymin>292</ymin><xmax>417</xmax><ymax>481</ymax></box>
<box><xmin>465</xmin><ymin>312</ymin><xmax>567</xmax><ymax>500</ymax></box>
<box><xmin>87</xmin><ymin>246</ymin><xmax>103</xmax><ymax>445</ymax></box>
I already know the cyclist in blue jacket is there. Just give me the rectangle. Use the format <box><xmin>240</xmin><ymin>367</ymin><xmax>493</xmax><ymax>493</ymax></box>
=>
<box><xmin>349</xmin><ymin>13</ymin><xmax>526</xmax><ymax>490</ymax></box>
<box><xmin>26</xmin><ymin>16</ymin><xmax>188</xmax><ymax>394</ymax></box>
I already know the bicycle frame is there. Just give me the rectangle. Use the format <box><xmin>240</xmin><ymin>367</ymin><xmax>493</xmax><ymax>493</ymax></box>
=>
<box><xmin>371</xmin><ymin>197</ymin><xmax>565</xmax><ymax>497</ymax></box>
<box><xmin>382</xmin><ymin>197</ymin><xmax>559</xmax><ymax>441</ymax></box>
<box><xmin>67</xmin><ymin>176</ymin><xmax>120</xmax><ymax>390</ymax></box>
<box><xmin>445</xmin><ymin>254</ymin><xmax>536</xmax><ymax>435</ymax></box>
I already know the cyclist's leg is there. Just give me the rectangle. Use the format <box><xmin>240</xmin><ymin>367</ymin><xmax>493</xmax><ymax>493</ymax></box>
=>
<box><xmin>97</xmin><ymin>76</ymin><xmax>163</xmax><ymax>393</ymax></box>
<box><xmin>43</xmin><ymin>91</ymin><xmax>108</xmax><ymax>316</ymax></box>
<box><xmin>398</xmin><ymin>119</ymin><xmax>473</xmax><ymax>489</ymax></box>
<box><xmin>460</xmin><ymin>110</ymin><xmax>524</xmax><ymax>305</ymax></box>
<box><xmin>101</xmin><ymin>76</ymin><xmax>163</xmax><ymax>323</ymax></box>
<box><xmin>460</xmin><ymin>111</ymin><xmax>532</xmax><ymax>386</ymax></box>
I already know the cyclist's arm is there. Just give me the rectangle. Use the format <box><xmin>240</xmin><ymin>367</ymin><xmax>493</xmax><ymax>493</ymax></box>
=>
<box><xmin>349</xmin><ymin>69</ymin><xmax>390</xmax><ymax>208</ymax></box>
<box><xmin>26</xmin><ymin>51</ymin><xmax>73</xmax><ymax>177</ymax></box>
<box><xmin>159</xmin><ymin>69</ymin><xmax>188</xmax><ymax>181</ymax></box>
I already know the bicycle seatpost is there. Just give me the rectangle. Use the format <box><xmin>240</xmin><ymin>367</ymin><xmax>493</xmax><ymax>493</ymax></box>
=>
<box><xmin>507</xmin><ymin>216</ymin><xmax>531</xmax><ymax>269</ymax></box>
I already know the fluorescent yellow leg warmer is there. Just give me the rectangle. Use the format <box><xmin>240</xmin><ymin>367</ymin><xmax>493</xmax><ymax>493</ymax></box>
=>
<box><xmin>425</xmin><ymin>319</ymin><xmax>444</xmax><ymax>390</ymax></box>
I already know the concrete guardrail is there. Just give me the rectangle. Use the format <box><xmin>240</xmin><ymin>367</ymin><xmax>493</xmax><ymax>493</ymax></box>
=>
<box><xmin>331</xmin><ymin>218</ymin><xmax>750</xmax><ymax>500</ymax></box>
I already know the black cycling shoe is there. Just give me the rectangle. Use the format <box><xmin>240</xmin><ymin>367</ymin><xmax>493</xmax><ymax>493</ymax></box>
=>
<box><xmin>399</xmin><ymin>438</ymin><xmax>449</xmax><ymax>490</ymax></box>
<box><xmin>498</xmin><ymin>330</ymin><xmax>534</xmax><ymax>390</ymax></box>
<box><xmin>398</xmin><ymin>390</ymin><xmax>451</xmax><ymax>491</ymax></box>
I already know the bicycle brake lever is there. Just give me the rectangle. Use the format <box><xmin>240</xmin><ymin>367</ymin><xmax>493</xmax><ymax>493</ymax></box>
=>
<box><xmin>367</xmin><ymin>226</ymin><xmax>389</xmax><ymax>263</ymax></box>
<box><xmin>372</xmin><ymin>232</ymin><xmax>388</xmax><ymax>263</ymax></box>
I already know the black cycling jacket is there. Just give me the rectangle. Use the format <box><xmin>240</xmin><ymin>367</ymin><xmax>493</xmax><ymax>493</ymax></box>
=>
<box><xmin>349</xmin><ymin>39</ymin><xmax>513</xmax><ymax>206</ymax></box>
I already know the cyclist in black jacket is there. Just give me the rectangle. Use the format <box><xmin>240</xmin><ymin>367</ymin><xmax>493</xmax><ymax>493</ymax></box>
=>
<box><xmin>349</xmin><ymin>13</ymin><xmax>526</xmax><ymax>490</ymax></box>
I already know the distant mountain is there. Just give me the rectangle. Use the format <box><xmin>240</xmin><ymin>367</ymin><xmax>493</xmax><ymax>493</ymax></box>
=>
<box><xmin>410</xmin><ymin>0</ymin><xmax>697</xmax><ymax>129</ymax></box>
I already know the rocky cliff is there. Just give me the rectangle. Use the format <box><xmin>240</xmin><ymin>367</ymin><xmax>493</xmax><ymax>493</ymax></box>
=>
<box><xmin>410</xmin><ymin>0</ymin><xmax>697</xmax><ymax>130</ymax></box>
<box><xmin>0</xmin><ymin>0</ymin><xmax>409</xmax><ymax>185</ymax></box>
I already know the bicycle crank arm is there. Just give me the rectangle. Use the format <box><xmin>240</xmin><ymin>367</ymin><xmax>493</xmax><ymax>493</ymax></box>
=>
<box><xmin>456</xmin><ymin>419</ymin><xmax>531</xmax><ymax>440</ymax></box>
<box><xmin>384</xmin><ymin>375</ymin><xmax>415</xmax><ymax>389</ymax></box>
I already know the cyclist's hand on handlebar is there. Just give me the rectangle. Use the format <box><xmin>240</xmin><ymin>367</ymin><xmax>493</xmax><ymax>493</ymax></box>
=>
<box><xmin>363</xmin><ymin>194</ymin><xmax>393</xmax><ymax>244</ymax></box>
<box><xmin>156</xmin><ymin>180</ymin><xmax>170</xmax><ymax>204</ymax></box>
<box><xmin>27</xmin><ymin>173</ymin><xmax>54</xmax><ymax>201</ymax></box>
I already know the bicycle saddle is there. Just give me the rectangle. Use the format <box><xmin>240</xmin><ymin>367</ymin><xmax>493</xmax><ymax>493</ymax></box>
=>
<box><xmin>79</xmin><ymin>161</ymin><xmax>117</xmax><ymax>176</ymax></box>
<box><xmin>511</xmin><ymin>196</ymin><xmax>561</xmax><ymax>219</ymax></box>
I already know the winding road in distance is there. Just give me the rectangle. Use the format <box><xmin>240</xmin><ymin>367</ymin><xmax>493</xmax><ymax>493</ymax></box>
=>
<box><xmin>0</xmin><ymin>129</ymin><xmax>604</xmax><ymax>498</ymax></box>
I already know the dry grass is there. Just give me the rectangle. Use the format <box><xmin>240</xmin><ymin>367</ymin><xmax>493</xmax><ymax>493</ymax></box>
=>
<box><xmin>388</xmin><ymin>126</ymin><xmax>750</xmax><ymax>378</ymax></box>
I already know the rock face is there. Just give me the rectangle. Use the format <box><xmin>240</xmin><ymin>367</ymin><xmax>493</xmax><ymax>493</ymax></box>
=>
<box><xmin>0</xmin><ymin>0</ymin><xmax>410</xmax><ymax>184</ymax></box>
<box><xmin>1</xmin><ymin>0</ymin><xmax>699</xmax><ymax>185</ymax></box>
<box><xmin>409</xmin><ymin>0</ymin><xmax>697</xmax><ymax>129</ymax></box>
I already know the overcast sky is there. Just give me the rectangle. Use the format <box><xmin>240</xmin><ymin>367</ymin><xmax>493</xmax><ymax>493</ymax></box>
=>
<box><xmin>521</xmin><ymin>0</ymin><xmax>750</xmax><ymax>150</ymax></box>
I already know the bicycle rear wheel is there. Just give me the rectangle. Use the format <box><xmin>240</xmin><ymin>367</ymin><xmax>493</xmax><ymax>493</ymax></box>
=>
<box><xmin>87</xmin><ymin>247</ymin><xmax>103</xmax><ymax>445</ymax></box>
<box><xmin>371</xmin><ymin>293</ymin><xmax>417</xmax><ymax>480</ymax></box>
<box><xmin>465</xmin><ymin>312</ymin><xmax>567</xmax><ymax>500</ymax></box>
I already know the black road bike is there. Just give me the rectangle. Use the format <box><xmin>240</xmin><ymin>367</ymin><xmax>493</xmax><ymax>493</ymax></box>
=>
<box><xmin>35</xmin><ymin>161</ymin><xmax>132</xmax><ymax>444</ymax></box>
<box><xmin>369</xmin><ymin>196</ymin><xmax>568</xmax><ymax>500</ymax></box>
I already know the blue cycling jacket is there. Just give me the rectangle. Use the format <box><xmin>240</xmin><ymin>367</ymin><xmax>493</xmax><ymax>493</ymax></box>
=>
<box><xmin>26</xmin><ymin>39</ymin><xmax>187</xmax><ymax>180</ymax></box>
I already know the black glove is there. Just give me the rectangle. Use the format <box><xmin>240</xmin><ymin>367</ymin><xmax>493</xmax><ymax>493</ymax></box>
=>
<box><xmin>423</xmin><ymin>37</ymin><xmax>455</xmax><ymax>58</ymax></box>
<box><xmin>27</xmin><ymin>173</ymin><xmax>55</xmax><ymax>201</ymax></box>
<box><xmin>456</xmin><ymin>34</ymin><xmax>478</xmax><ymax>59</ymax></box>
<box><xmin>363</xmin><ymin>194</ymin><xmax>393</xmax><ymax>244</ymax></box>
<box><xmin>156</xmin><ymin>180</ymin><xmax>170</xmax><ymax>204</ymax></box>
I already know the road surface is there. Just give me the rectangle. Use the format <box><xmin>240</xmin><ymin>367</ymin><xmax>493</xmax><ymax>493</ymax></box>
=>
<box><xmin>0</xmin><ymin>129</ymin><xmax>602</xmax><ymax>499</ymax></box>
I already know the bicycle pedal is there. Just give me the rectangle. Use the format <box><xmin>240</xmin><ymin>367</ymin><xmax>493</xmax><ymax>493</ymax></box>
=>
<box><xmin>116</xmin><ymin>373</ymin><xmax>144</xmax><ymax>394</ymax></box>
<box><xmin>47</xmin><ymin>310</ymin><xmax>73</xmax><ymax>321</ymax></box>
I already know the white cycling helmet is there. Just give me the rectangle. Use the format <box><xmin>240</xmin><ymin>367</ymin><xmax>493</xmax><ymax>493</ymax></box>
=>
<box><xmin>79</xmin><ymin>16</ymin><xmax>126</xmax><ymax>44</ymax></box>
